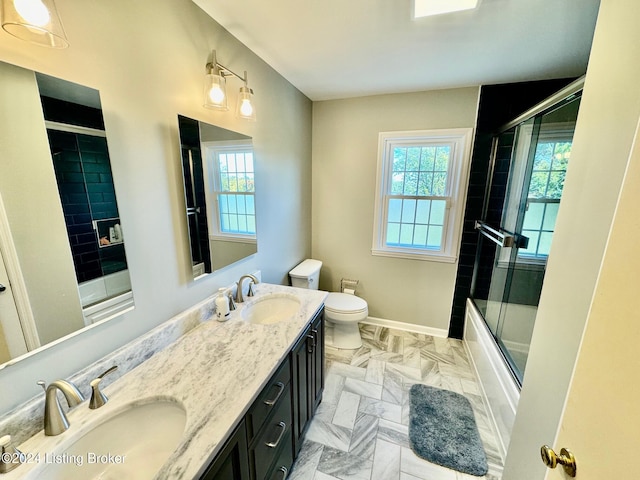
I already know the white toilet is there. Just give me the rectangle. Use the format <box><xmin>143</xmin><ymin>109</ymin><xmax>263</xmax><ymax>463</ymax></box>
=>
<box><xmin>289</xmin><ymin>259</ymin><xmax>368</xmax><ymax>349</ymax></box>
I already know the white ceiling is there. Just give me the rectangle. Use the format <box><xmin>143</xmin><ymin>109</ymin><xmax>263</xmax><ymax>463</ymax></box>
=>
<box><xmin>193</xmin><ymin>0</ymin><xmax>601</xmax><ymax>101</ymax></box>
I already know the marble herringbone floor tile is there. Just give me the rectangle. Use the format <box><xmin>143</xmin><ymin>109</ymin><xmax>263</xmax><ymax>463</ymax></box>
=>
<box><xmin>318</xmin><ymin>445</ymin><xmax>373</xmax><ymax>480</ymax></box>
<box><xmin>289</xmin><ymin>324</ymin><xmax>504</xmax><ymax>480</ymax></box>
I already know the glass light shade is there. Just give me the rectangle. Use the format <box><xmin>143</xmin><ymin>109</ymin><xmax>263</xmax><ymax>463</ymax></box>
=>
<box><xmin>236</xmin><ymin>86</ymin><xmax>256</xmax><ymax>121</ymax></box>
<box><xmin>203</xmin><ymin>72</ymin><xmax>228</xmax><ymax>110</ymax></box>
<box><xmin>413</xmin><ymin>0</ymin><xmax>479</xmax><ymax>18</ymax></box>
<box><xmin>1</xmin><ymin>0</ymin><xmax>68</xmax><ymax>48</ymax></box>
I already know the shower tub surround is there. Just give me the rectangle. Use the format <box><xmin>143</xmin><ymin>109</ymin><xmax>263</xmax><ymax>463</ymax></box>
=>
<box><xmin>0</xmin><ymin>283</ymin><xmax>327</xmax><ymax>480</ymax></box>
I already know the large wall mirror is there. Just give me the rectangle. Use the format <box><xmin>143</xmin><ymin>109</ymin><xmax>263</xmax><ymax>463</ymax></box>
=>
<box><xmin>0</xmin><ymin>61</ymin><xmax>134</xmax><ymax>368</ymax></box>
<box><xmin>177</xmin><ymin>115</ymin><xmax>257</xmax><ymax>279</ymax></box>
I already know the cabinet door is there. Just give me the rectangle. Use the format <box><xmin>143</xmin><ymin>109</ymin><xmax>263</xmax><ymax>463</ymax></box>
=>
<box><xmin>201</xmin><ymin>419</ymin><xmax>250</xmax><ymax>480</ymax></box>
<box><xmin>291</xmin><ymin>323</ymin><xmax>312</xmax><ymax>455</ymax></box>
<box><xmin>291</xmin><ymin>307</ymin><xmax>326</xmax><ymax>455</ymax></box>
<box><xmin>310</xmin><ymin>312</ymin><xmax>325</xmax><ymax>412</ymax></box>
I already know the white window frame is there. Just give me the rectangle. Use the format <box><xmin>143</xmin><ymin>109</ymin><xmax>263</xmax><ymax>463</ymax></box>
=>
<box><xmin>372</xmin><ymin>128</ymin><xmax>473</xmax><ymax>263</ymax></box>
<box><xmin>203</xmin><ymin>140</ymin><xmax>257</xmax><ymax>244</ymax></box>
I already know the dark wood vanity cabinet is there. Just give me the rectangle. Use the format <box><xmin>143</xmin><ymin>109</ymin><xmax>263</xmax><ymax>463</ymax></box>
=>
<box><xmin>200</xmin><ymin>307</ymin><xmax>324</xmax><ymax>480</ymax></box>
<box><xmin>291</xmin><ymin>308</ymin><xmax>325</xmax><ymax>455</ymax></box>
<box><xmin>201</xmin><ymin>419</ymin><xmax>251</xmax><ymax>480</ymax></box>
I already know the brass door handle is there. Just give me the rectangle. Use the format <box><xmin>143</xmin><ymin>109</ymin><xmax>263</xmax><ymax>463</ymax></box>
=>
<box><xmin>540</xmin><ymin>445</ymin><xmax>577</xmax><ymax>477</ymax></box>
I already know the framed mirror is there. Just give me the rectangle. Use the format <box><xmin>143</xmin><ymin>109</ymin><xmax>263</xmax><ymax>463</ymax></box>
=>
<box><xmin>177</xmin><ymin>115</ymin><xmax>257</xmax><ymax>279</ymax></box>
<box><xmin>0</xmin><ymin>61</ymin><xmax>134</xmax><ymax>368</ymax></box>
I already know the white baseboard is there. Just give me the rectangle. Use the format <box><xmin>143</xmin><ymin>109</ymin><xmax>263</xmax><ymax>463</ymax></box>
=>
<box><xmin>463</xmin><ymin>299</ymin><xmax>519</xmax><ymax>461</ymax></box>
<box><xmin>361</xmin><ymin>316</ymin><xmax>449</xmax><ymax>338</ymax></box>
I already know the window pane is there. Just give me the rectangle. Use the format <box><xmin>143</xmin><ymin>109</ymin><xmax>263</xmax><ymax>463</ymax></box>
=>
<box><xmin>247</xmin><ymin>216</ymin><xmax>256</xmax><ymax>233</ymax></box>
<box><xmin>391</xmin><ymin>172</ymin><xmax>404</xmax><ymax>194</ymax></box>
<box><xmin>393</xmin><ymin>147</ymin><xmax>406</xmax><ymax>172</ymax></box>
<box><xmin>246</xmin><ymin>173</ymin><xmax>255</xmax><ymax>192</ymax></box>
<box><xmin>229</xmin><ymin>215</ymin><xmax>238</xmax><ymax>232</ymax></box>
<box><xmin>237</xmin><ymin>196</ymin><xmax>247</xmax><ymax>214</ymax></box>
<box><xmin>551</xmin><ymin>143</ymin><xmax>571</xmax><ymax>170</ymax></box>
<box><xmin>219</xmin><ymin>194</ymin><xmax>228</xmax><ymax>213</ymax></box>
<box><xmin>426</xmin><ymin>226</ymin><xmax>443</xmax><ymax>249</ymax></box>
<box><xmin>228</xmin><ymin>195</ymin><xmax>237</xmax><ymax>214</ymax></box>
<box><xmin>387</xmin><ymin>223</ymin><xmax>400</xmax><ymax>244</ymax></box>
<box><xmin>432</xmin><ymin>172</ymin><xmax>447</xmax><ymax>196</ymax></box>
<box><xmin>538</xmin><ymin>232</ymin><xmax>553</xmax><ymax>256</ymax></box>
<box><xmin>533</xmin><ymin>142</ymin><xmax>553</xmax><ymax>170</ymax></box>
<box><xmin>237</xmin><ymin>215</ymin><xmax>247</xmax><ymax>232</ymax></box>
<box><xmin>220</xmin><ymin>213</ymin><xmax>229</xmax><ymax>231</ymax></box>
<box><xmin>236</xmin><ymin>154</ymin><xmax>246</xmax><ymax>173</ymax></box>
<box><xmin>414</xmin><ymin>224</ymin><xmax>428</xmax><ymax>245</ymax></box>
<box><xmin>388</xmin><ymin>198</ymin><xmax>402</xmax><ymax>223</ymax></box>
<box><xmin>434</xmin><ymin>146</ymin><xmax>450</xmax><ymax>171</ymax></box>
<box><xmin>404</xmin><ymin>172</ymin><xmax>418</xmax><ymax>195</ymax></box>
<box><xmin>399</xmin><ymin>223</ymin><xmax>414</xmax><ymax>245</ymax></box>
<box><xmin>418</xmin><ymin>172</ymin><xmax>433</xmax><ymax>195</ymax></box>
<box><xmin>246</xmin><ymin>195</ymin><xmax>255</xmax><ymax>215</ymax></box>
<box><xmin>528</xmin><ymin>172</ymin><xmax>549</xmax><ymax>198</ymax></box>
<box><xmin>406</xmin><ymin>147</ymin><xmax>421</xmax><ymax>171</ymax></box>
<box><xmin>420</xmin><ymin>147</ymin><xmax>435</xmax><ymax>171</ymax></box>
<box><xmin>523</xmin><ymin>203</ymin><xmax>544</xmax><ymax>230</ymax></box>
<box><xmin>415</xmin><ymin>199</ymin><xmax>431</xmax><ymax>224</ymax></box>
<box><xmin>547</xmin><ymin>172</ymin><xmax>565</xmax><ymax>199</ymax></box>
<box><xmin>430</xmin><ymin>200</ymin><xmax>446</xmax><ymax>225</ymax></box>
<box><xmin>401</xmin><ymin>199</ymin><xmax>416</xmax><ymax>223</ymax></box>
<box><xmin>245</xmin><ymin>153</ymin><xmax>254</xmax><ymax>172</ymax></box>
<box><xmin>542</xmin><ymin>203</ymin><xmax>559</xmax><ymax>230</ymax></box>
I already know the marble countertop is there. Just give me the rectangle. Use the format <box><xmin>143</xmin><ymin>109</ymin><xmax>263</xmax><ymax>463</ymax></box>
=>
<box><xmin>5</xmin><ymin>283</ymin><xmax>327</xmax><ymax>480</ymax></box>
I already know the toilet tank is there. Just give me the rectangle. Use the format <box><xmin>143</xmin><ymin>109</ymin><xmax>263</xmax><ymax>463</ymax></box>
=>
<box><xmin>289</xmin><ymin>259</ymin><xmax>322</xmax><ymax>290</ymax></box>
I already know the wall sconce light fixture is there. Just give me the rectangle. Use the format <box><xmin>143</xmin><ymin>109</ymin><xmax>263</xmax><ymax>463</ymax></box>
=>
<box><xmin>204</xmin><ymin>50</ymin><xmax>256</xmax><ymax>121</ymax></box>
<box><xmin>1</xmin><ymin>0</ymin><xmax>69</xmax><ymax>48</ymax></box>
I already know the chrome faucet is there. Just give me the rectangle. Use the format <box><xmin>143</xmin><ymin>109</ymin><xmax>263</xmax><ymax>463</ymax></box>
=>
<box><xmin>235</xmin><ymin>274</ymin><xmax>259</xmax><ymax>303</ymax></box>
<box><xmin>37</xmin><ymin>379</ymin><xmax>85</xmax><ymax>436</ymax></box>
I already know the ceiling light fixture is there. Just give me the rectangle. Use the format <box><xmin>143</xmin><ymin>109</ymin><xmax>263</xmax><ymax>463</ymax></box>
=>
<box><xmin>1</xmin><ymin>0</ymin><xmax>68</xmax><ymax>48</ymax></box>
<box><xmin>204</xmin><ymin>50</ymin><xmax>256</xmax><ymax>121</ymax></box>
<box><xmin>413</xmin><ymin>0</ymin><xmax>479</xmax><ymax>18</ymax></box>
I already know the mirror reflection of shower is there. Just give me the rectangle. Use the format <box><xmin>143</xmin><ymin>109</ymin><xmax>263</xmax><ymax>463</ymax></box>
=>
<box><xmin>36</xmin><ymin>73</ymin><xmax>133</xmax><ymax>325</ymax></box>
<box><xmin>471</xmin><ymin>81</ymin><xmax>583</xmax><ymax>385</ymax></box>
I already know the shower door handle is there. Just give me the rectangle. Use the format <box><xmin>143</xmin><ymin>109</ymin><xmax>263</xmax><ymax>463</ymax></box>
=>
<box><xmin>475</xmin><ymin>221</ymin><xmax>515</xmax><ymax>248</ymax></box>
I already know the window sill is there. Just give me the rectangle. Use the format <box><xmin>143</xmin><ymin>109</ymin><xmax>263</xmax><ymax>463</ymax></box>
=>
<box><xmin>371</xmin><ymin>247</ymin><xmax>457</xmax><ymax>263</ymax></box>
<box><xmin>210</xmin><ymin>234</ymin><xmax>257</xmax><ymax>244</ymax></box>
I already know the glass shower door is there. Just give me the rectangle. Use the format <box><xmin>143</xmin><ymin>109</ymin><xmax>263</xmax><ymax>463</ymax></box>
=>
<box><xmin>471</xmin><ymin>95</ymin><xmax>581</xmax><ymax>384</ymax></box>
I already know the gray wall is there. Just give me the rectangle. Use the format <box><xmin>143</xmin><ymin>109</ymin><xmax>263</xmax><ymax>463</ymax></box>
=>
<box><xmin>0</xmin><ymin>0</ymin><xmax>312</xmax><ymax>412</ymax></box>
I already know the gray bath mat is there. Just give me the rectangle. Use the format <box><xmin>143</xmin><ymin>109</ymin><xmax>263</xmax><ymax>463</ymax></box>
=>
<box><xmin>409</xmin><ymin>384</ymin><xmax>488</xmax><ymax>476</ymax></box>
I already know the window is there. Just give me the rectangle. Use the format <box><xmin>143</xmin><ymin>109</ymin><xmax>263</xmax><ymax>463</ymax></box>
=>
<box><xmin>204</xmin><ymin>140</ymin><xmax>256</xmax><ymax>241</ymax></box>
<box><xmin>372</xmin><ymin>129</ymin><xmax>473</xmax><ymax>262</ymax></box>
<box><xmin>519</xmin><ymin>138</ymin><xmax>571</xmax><ymax>259</ymax></box>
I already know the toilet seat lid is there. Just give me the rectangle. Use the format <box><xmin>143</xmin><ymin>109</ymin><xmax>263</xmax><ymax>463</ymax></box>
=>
<box><xmin>325</xmin><ymin>292</ymin><xmax>367</xmax><ymax>314</ymax></box>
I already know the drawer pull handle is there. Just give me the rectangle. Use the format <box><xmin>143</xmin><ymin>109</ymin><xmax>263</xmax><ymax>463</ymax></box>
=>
<box><xmin>265</xmin><ymin>421</ymin><xmax>287</xmax><ymax>448</ymax></box>
<box><xmin>264</xmin><ymin>382</ymin><xmax>285</xmax><ymax>406</ymax></box>
<box><xmin>275</xmin><ymin>466</ymin><xmax>288</xmax><ymax>479</ymax></box>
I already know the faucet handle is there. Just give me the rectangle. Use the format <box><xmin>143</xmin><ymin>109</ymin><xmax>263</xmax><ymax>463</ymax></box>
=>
<box><xmin>0</xmin><ymin>435</ymin><xmax>22</xmax><ymax>473</ymax></box>
<box><xmin>247</xmin><ymin>281</ymin><xmax>256</xmax><ymax>297</ymax></box>
<box><xmin>90</xmin><ymin>365</ymin><xmax>118</xmax><ymax>410</ymax></box>
<box><xmin>227</xmin><ymin>291</ymin><xmax>236</xmax><ymax>311</ymax></box>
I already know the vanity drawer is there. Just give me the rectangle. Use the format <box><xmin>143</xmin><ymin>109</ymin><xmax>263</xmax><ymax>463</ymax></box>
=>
<box><xmin>266</xmin><ymin>430</ymin><xmax>294</xmax><ymax>480</ymax></box>
<box><xmin>250</xmin><ymin>382</ymin><xmax>293</xmax><ymax>480</ymax></box>
<box><xmin>246</xmin><ymin>356</ymin><xmax>291</xmax><ymax>441</ymax></box>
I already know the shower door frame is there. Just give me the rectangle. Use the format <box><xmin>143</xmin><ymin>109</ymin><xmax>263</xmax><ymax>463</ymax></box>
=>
<box><xmin>470</xmin><ymin>77</ymin><xmax>584</xmax><ymax>386</ymax></box>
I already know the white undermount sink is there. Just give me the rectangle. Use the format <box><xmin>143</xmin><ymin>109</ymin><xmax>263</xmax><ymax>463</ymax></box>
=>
<box><xmin>242</xmin><ymin>293</ymin><xmax>301</xmax><ymax>325</ymax></box>
<box><xmin>28</xmin><ymin>400</ymin><xmax>186</xmax><ymax>480</ymax></box>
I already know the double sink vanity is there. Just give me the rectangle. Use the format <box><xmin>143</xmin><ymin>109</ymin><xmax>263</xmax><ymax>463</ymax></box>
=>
<box><xmin>1</xmin><ymin>282</ymin><xmax>327</xmax><ymax>480</ymax></box>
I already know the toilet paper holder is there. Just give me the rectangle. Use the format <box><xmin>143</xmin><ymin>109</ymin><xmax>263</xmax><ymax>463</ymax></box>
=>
<box><xmin>341</xmin><ymin>278</ymin><xmax>359</xmax><ymax>294</ymax></box>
